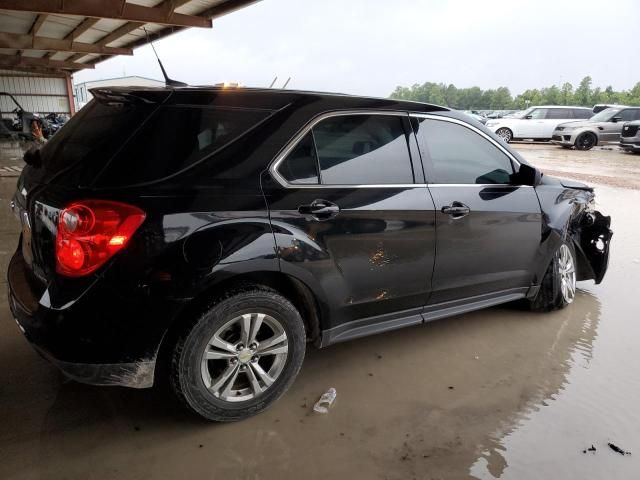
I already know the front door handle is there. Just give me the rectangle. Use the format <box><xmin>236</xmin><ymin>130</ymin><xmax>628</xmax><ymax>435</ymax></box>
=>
<box><xmin>441</xmin><ymin>201</ymin><xmax>470</xmax><ymax>218</ymax></box>
<box><xmin>298</xmin><ymin>199</ymin><xmax>340</xmax><ymax>220</ymax></box>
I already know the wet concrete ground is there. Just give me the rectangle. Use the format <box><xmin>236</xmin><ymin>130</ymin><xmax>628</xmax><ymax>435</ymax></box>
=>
<box><xmin>1</xmin><ymin>144</ymin><xmax>639</xmax><ymax>479</ymax></box>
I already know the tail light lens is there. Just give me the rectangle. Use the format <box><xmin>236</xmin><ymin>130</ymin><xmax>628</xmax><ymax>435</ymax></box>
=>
<box><xmin>55</xmin><ymin>200</ymin><xmax>146</xmax><ymax>277</ymax></box>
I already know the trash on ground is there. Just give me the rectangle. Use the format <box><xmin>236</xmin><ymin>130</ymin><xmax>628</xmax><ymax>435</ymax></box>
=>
<box><xmin>313</xmin><ymin>388</ymin><xmax>337</xmax><ymax>413</ymax></box>
<box><xmin>608</xmin><ymin>442</ymin><xmax>631</xmax><ymax>456</ymax></box>
<box><xmin>582</xmin><ymin>445</ymin><xmax>596</xmax><ymax>453</ymax></box>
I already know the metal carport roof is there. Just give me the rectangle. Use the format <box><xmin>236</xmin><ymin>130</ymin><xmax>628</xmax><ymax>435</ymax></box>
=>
<box><xmin>0</xmin><ymin>0</ymin><xmax>260</xmax><ymax>76</ymax></box>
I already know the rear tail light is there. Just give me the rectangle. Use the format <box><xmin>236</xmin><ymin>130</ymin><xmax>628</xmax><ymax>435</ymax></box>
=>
<box><xmin>55</xmin><ymin>200</ymin><xmax>145</xmax><ymax>277</ymax></box>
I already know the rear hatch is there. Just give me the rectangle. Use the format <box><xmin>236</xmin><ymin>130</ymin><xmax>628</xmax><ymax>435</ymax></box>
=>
<box><xmin>13</xmin><ymin>89</ymin><xmax>169</xmax><ymax>290</ymax></box>
<box><xmin>13</xmin><ymin>87</ymin><xmax>275</xmax><ymax>297</ymax></box>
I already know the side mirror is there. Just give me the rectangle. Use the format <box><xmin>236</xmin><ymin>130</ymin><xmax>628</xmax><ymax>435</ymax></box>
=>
<box><xmin>525</xmin><ymin>115</ymin><xmax>533</xmax><ymax>119</ymax></box>
<box><xmin>512</xmin><ymin>163</ymin><xmax>541</xmax><ymax>186</ymax></box>
<box><xmin>23</xmin><ymin>147</ymin><xmax>42</xmax><ymax>167</ymax></box>
<box><xmin>611</xmin><ymin>116</ymin><xmax>622</xmax><ymax>123</ymax></box>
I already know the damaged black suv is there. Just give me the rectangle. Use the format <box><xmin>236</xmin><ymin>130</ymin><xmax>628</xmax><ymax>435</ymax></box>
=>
<box><xmin>8</xmin><ymin>86</ymin><xmax>612</xmax><ymax>421</ymax></box>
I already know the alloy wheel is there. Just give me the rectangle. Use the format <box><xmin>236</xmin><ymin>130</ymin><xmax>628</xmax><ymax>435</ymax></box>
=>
<box><xmin>496</xmin><ymin>128</ymin><xmax>512</xmax><ymax>142</ymax></box>
<box><xmin>577</xmin><ymin>133</ymin><xmax>596</xmax><ymax>150</ymax></box>
<box><xmin>558</xmin><ymin>244</ymin><xmax>576</xmax><ymax>304</ymax></box>
<box><xmin>200</xmin><ymin>312</ymin><xmax>289</xmax><ymax>402</ymax></box>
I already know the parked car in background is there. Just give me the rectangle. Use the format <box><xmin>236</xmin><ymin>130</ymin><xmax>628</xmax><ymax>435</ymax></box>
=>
<box><xmin>8</xmin><ymin>86</ymin><xmax>612</xmax><ymax>421</ymax></box>
<box><xmin>592</xmin><ymin>104</ymin><xmax>626</xmax><ymax>114</ymax></box>
<box><xmin>485</xmin><ymin>106</ymin><xmax>593</xmax><ymax>142</ymax></box>
<box><xmin>462</xmin><ymin>110</ymin><xmax>488</xmax><ymax>124</ymax></box>
<box><xmin>551</xmin><ymin>106</ymin><xmax>640</xmax><ymax>150</ymax></box>
<box><xmin>620</xmin><ymin>120</ymin><xmax>640</xmax><ymax>153</ymax></box>
<box><xmin>486</xmin><ymin>110</ymin><xmax>517</xmax><ymax>119</ymax></box>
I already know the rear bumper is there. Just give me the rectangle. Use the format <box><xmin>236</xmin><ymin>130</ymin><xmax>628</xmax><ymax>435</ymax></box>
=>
<box><xmin>30</xmin><ymin>343</ymin><xmax>155</xmax><ymax>388</ymax></box>
<box><xmin>7</xmin><ymin>249</ymin><xmax>182</xmax><ymax>388</ymax></box>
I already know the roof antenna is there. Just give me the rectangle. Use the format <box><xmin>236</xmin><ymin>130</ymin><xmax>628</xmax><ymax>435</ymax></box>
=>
<box><xmin>269</xmin><ymin>76</ymin><xmax>278</xmax><ymax>88</ymax></box>
<box><xmin>282</xmin><ymin>77</ymin><xmax>291</xmax><ymax>89</ymax></box>
<box><xmin>143</xmin><ymin>27</ymin><xmax>187</xmax><ymax>87</ymax></box>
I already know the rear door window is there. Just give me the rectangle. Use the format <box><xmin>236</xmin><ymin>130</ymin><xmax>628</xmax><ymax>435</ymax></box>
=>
<box><xmin>313</xmin><ymin>114</ymin><xmax>414</xmax><ymax>185</ymax></box>
<box><xmin>417</xmin><ymin>118</ymin><xmax>514</xmax><ymax>184</ymax></box>
<box><xmin>546</xmin><ymin>109</ymin><xmax>571</xmax><ymax>119</ymax></box>
<box><xmin>573</xmin><ymin>109</ymin><xmax>593</xmax><ymax>119</ymax></box>
<box><xmin>98</xmin><ymin>106</ymin><xmax>271</xmax><ymax>186</ymax></box>
<box><xmin>278</xmin><ymin>132</ymin><xmax>319</xmax><ymax>184</ymax></box>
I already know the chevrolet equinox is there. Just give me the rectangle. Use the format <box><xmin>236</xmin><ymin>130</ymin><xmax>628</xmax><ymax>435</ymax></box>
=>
<box><xmin>8</xmin><ymin>87</ymin><xmax>612</xmax><ymax>421</ymax></box>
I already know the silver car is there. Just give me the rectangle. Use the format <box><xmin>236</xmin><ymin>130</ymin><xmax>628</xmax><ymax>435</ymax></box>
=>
<box><xmin>551</xmin><ymin>106</ymin><xmax>640</xmax><ymax>150</ymax></box>
<box><xmin>620</xmin><ymin>120</ymin><xmax>640</xmax><ymax>153</ymax></box>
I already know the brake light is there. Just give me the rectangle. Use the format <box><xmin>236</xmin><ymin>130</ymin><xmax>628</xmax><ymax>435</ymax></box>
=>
<box><xmin>55</xmin><ymin>200</ymin><xmax>145</xmax><ymax>277</ymax></box>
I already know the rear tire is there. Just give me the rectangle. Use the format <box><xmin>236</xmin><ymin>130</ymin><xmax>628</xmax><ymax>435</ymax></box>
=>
<box><xmin>575</xmin><ymin>132</ymin><xmax>597</xmax><ymax>151</ymax></box>
<box><xmin>496</xmin><ymin>127</ymin><xmax>513</xmax><ymax>143</ymax></box>
<box><xmin>530</xmin><ymin>241</ymin><xmax>577</xmax><ymax>312</ymax></box>
<box><xmin>169</xmin><ymin>288</ymin><xmax>306</xmax><ymax>421</ymax></box>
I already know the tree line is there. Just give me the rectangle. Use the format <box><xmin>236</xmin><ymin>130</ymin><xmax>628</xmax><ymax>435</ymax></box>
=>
<box><xmin>389</xmin><ymin>76</ymin><xmax>640</xmax><ymax>110</ymax></box>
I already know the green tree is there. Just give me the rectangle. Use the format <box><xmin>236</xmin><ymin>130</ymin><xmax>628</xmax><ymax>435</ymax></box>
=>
<box><xmin>493</xmin><ymin>87</ymin><xmax>513</xmax><ymax>109</ymax></box>
<box><xmin>444</xmin><ymin>84</ymin><xmax>458</xmax><ymax>108</ymax></box>
<box><xmin>560</xmin><ymin>82</ymin><xmax>574</xmax><ymax>105</ymax></box>
<box><xmin>388</xmin><ymin>78</ymin><xmax>640</xmax><ymax>108</ymax></box>
<box><xmin>540</xmin><ymin>85</ymin><xmax>561</xmax><ymax>105</ymax></box>
<box><xmin>574</xmin><ymin>76</ymin><xmax>593</xmax><ymax>106</ymax></box>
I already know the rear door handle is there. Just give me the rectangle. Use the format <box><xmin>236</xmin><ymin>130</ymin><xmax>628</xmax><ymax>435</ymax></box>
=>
<box><xmin>298</xmin><ymin>199</ymin><xmax>340</xmax><ymax>220</ymax></box>
<box><xmin>441</xmin><ymin>201</ymin><xmax>470</xmax><ymax>218</ymax></box>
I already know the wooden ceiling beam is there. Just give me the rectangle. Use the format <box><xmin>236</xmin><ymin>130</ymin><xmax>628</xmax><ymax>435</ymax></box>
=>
<box><xmin>29</xmin><ymin>14</ymin><xmax>48</xmax><ymax>35</ymax></box>
<box><xmin>0</xmin><ymin>0</ymin><xmax>212</xmax><ymax>28</ymax></box>
<box><xmin>0</xmin><ymin>53</ymin><xmax>94</xmax><ymax>70</ymax></box>
<box><xmin>44</xmin><ymin>17</ymin><xmax>100</xmax><ymax>59</ymax></box>
<box><xmin>0</xmin><ymin>32</ymin><xmax>132</xmax><ymax>55</ymax></box>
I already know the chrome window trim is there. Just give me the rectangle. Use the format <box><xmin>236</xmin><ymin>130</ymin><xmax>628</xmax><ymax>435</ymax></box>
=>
<box><xmin>269</xmin><ymin>110</ymin><xmax>416</xmax><ymax>189</ymax></box>
<box><xmin>427</xmin><ymin>184</ymin><xmax>533</xmax><ymax>188</ymax></box>
<box><xmin>409</xmin><ymin>113</ymin><xmax>522</xmax><ymax>169</ymax></box>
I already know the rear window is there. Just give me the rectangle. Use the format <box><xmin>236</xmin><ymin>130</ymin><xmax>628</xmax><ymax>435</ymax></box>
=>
<box><xmin>97</xmin><ymin>105</ymin><xmax>271</xmax><ymax>186</ymax></box>
<box><xmin>38</xmin><ymin>99</ymin><xmax>155</xmax><ymax>180</ymax></box>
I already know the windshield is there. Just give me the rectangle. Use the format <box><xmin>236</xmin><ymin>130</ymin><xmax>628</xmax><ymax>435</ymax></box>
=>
<box><xmin>512</xmin><ymin>108</ymin><xmax>534</xmax><ymax>119</ymax></box>
<box><xmin>589</xmin><ymin>107</ymin><xmax>621</xmax><ymax>122</ymax></box>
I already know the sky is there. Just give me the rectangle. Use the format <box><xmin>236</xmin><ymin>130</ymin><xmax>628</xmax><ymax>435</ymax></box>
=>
<box><xmin>74</xmin><ymin>0</ymin><xmax>640</xmax><ymax>97</ymax></box>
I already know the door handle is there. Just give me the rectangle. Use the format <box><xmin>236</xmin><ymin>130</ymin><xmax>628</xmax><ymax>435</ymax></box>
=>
<box><xmin>441</xmin><ymin>202</ymin><xmax>470</xmax><ymax>218</ymax></box>
<box><xmin>298</xmin><ymin>199</ymin><xmax>340</xmax><ymax>220</ymax></box>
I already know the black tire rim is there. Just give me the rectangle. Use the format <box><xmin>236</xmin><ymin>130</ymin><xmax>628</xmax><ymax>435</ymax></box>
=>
<box><xmin>577</xmin><ymin>134</ymin><xmax>595</xmax><ymax>149</ymax></box>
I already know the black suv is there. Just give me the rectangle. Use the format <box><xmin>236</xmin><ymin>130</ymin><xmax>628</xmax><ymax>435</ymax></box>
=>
<box><xmin>8</xmin><ymin>87</ymin><xmax>612</xmax><ymax>421</ymax></box>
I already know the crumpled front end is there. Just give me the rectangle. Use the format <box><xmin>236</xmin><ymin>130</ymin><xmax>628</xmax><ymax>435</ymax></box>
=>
<box><xmin>572</xmin><ymin>210</ymin><xmax>612</xmax><ymax>284</ymax></box>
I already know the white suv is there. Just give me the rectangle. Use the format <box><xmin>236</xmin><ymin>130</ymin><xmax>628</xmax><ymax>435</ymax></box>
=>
<box><xmin>485</xmin><ymin>106</ymin><xmax>593</xmax><ymax>142</ymax></box>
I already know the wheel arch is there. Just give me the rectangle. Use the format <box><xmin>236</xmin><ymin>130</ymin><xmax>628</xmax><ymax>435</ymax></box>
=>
<box><xmin>154</xmin><ymin>269</ymin><xmax>325</xmax><ymax>385</ymax></box>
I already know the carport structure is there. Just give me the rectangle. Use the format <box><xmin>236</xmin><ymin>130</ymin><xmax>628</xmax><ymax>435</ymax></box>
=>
<box><xmin>0</xmin><ymin>0</ymin><xmax>259</xmax><ymax>117</ymax></box>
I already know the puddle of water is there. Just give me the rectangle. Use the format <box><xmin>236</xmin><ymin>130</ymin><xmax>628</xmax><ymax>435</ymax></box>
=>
<box><xmin>470</xmin><ymin>185</ymin><xmax>640</xmax><ymax>479</ymax></box>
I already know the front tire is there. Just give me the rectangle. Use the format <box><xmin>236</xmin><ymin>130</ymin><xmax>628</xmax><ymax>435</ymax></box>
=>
<box><xmin>169</xmin><ymin>288</ymin><xmax>306</xmax><ymax>421</ymax></box>
<box><xmin>575</xmin><ymin>132</ymin><xmax>597</xmax><ymax>151</ymax></box>
<box><xmin>496</xmin><ymin>127</ymin><xmax>513</xmax><ymax>143</ymax></box>
<box><xmin>530</xmin><ymin>241</ymin><xmax>577</xmax><ymax>312</ymax></box>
